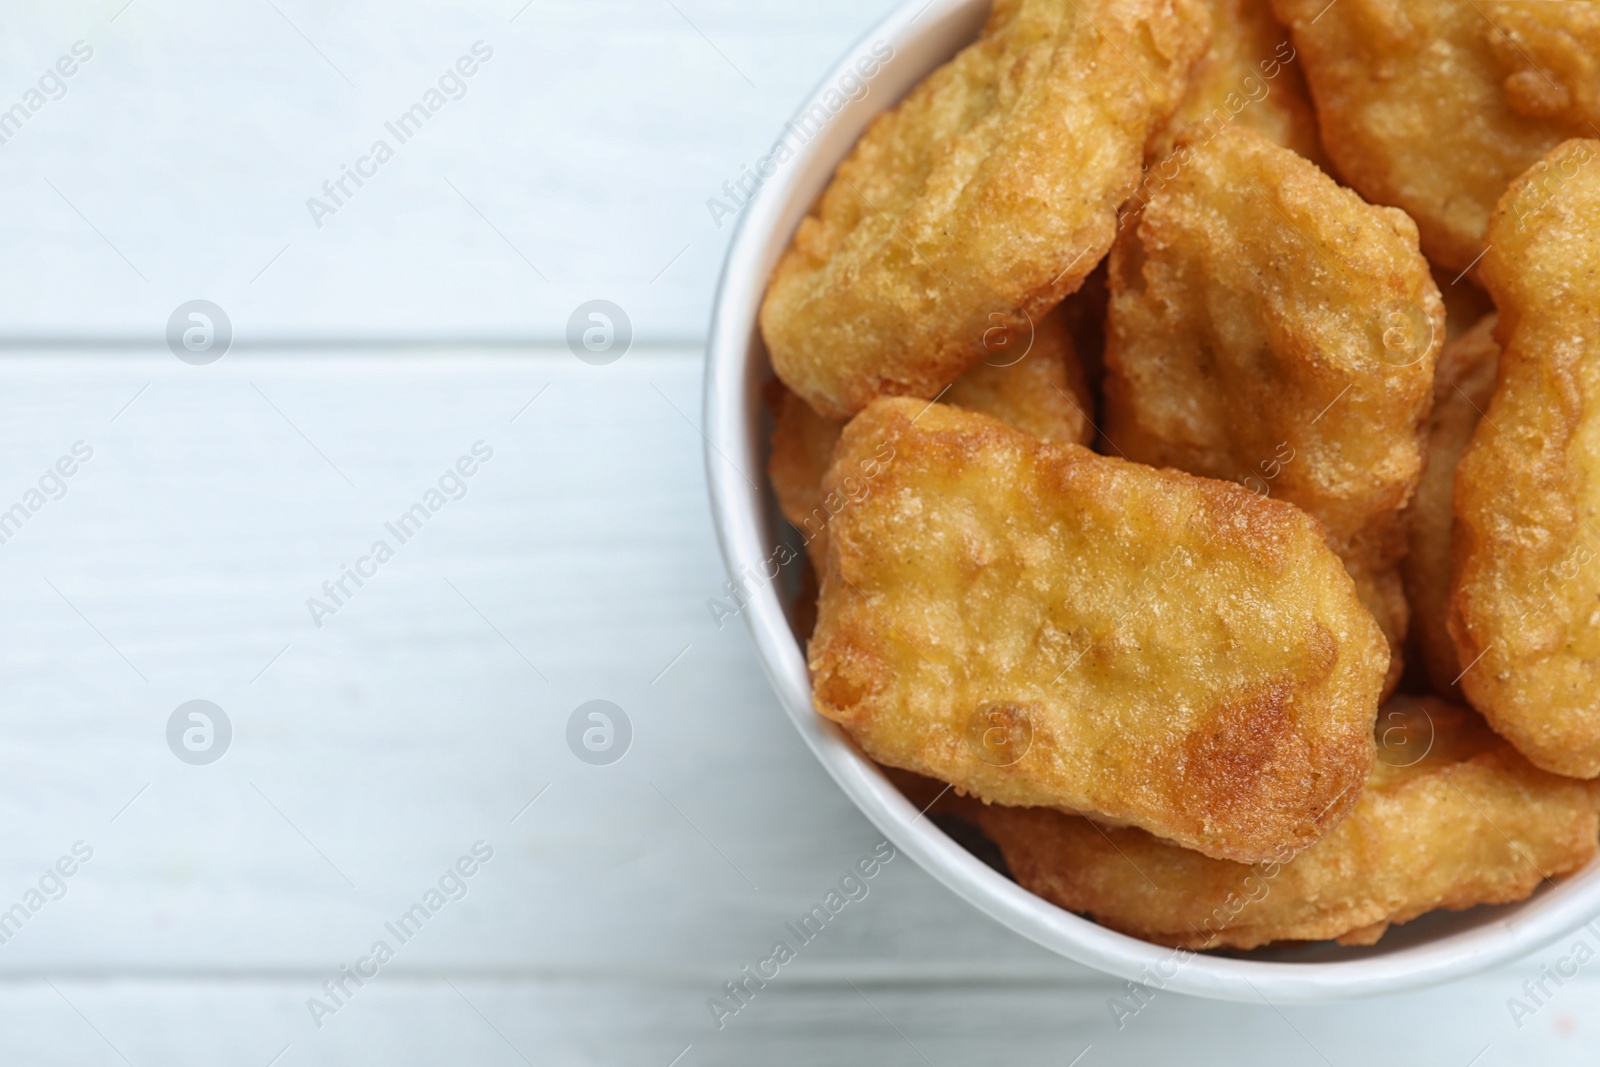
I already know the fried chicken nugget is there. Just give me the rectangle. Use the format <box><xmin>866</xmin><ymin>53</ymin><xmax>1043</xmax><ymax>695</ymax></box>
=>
<box><xmin>1268</xmin><ymin>0</ymin><xmax>1599</xmax><ymax>273</ymax></box>
<box><xmin>1147</xmin><ymin>0</ymin><xmax>1321</xmax><ymax>165</ymax></box>
<box><xmin>939</xmin><ymin>321</ymin><xmax>1093</xmax><ymax>444</ymax></box>
<box><xmin>769</xmin><ymin>308</ymin><xmax>1093</xmax><ymax>569</ymax></box>
<box><xmin>1103</xmin><ymin>125</ymin><xmax>1442</xmax><ymax>693</ymax></box>
<box><xmin>759</xmin><ymin>0</ymin><xmax>1210</xmax><ymax>420</ymax></box>
<box><xmin>971</xmin><ymin>698</ymin><xmax>1600</xmax><ymax>949</ymax></box>
<box><xmin>1484</xmin><ymin>1</ymin><xmax>1600</xmax><ymax>132</ymax></box>
<box><xmin>768</xmin><ymin>386</ymin><xmax>849</xmax><ymax>557</ymax></box>
<box><xmin>1451</xmin><ymin>139</ymin><xmax>1600</xmax><ymax>778</ymax></box>
<box><xmin>1404</xmin><ymin>314</ymin><xmax>1500</xmax><ymax>696</ymax></box>
<box><xmin>810</xmin><ymin>398</ymin><xmax>1386</xmax><ymax>863</ymax></box>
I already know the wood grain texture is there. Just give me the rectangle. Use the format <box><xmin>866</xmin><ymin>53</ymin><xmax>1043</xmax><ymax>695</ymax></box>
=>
<box><xmin>3</xmin><ymin>972</ymin><xmax>1598</xmax><ymax>1066</ymax></box>
<box><xmin>1</xmin><ymin>1</ymin><xmax>1597</xmax><ymax>1062</ymax></box>
<box><xmin>0</xmin><ymin>0</ymin><xmax>900</xmax><ymax>341</ymax></box>
<box><xmin>0</xmin><ymin>349</ymin><xmax>1593</xmax><ymax>1064</ymax></box>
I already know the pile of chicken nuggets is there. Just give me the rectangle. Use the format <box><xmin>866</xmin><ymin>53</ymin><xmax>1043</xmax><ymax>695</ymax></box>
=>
<box><xmin>758</xmin><ymin>0</ymin><xmax>1600</xmax><ymax>950</ymax></box>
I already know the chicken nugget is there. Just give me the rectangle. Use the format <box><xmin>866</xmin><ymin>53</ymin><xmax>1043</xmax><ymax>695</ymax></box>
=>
<box><xmin>810</xmin><ymin>398</ymin><xmax>1386</xmax><ymax>864</ymax></box>
<box><xmin>940</xmin><ymin>313</ymin><xmax>1093</xmax><ymax>443</ymax></box>
<box><xmin>1268</xmin><ymin>0</ymin><xmax>1599</xmax><ymax>273</ymax></box>
<box><xmin>767</xmin><ymin>385</ymin><xmax>848</xmax><ymax>560</ymax></box>
<box><xmin>1404</xmin><ymin>314</ymin><xmax>1500</xmax><ymax>696</ymax></box>
<box><xmin>1451</xmin><ymin>139</ymin><xmax>1600</xmax><ymax>778</ymax></box>
<box><xmin>1483</xmin><ymin>1</ymin><xmax>1600</xmax><ymax>130</ymax></box>
<box><xmin>1146</xmin><ymin>0</ymin><xmax>1322</xmax><ymax>166</ymax></box>
<box><xmin>972</xmin><ymin>698</ymin><xmax>1600</xmax><ymax>950</ymax></box>
<box><xmin>759</xmin><ymin>0</ymin><xmax>1210</xmax><ymax>420</ymax></box>
<box><xmin>1103</xmin><ymin>125</ymin><xmax>1441</xmax><ymax>694</ymax></box>
<box><xmin>768</xmin><ymin>307</ymin><xmax>1094</xmax><ymax>568</ymax></box>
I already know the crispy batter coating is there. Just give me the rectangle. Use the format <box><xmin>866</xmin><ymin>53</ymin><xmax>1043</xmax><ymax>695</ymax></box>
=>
<box><xmin>767</xmin><ymin>386</ymin><xmax>848</xmax><ymax>557</ymax></box>
<box><xmin>941</xmin><ymin>315</ymin><xmax>1093</xmax><ymax>443</ymax></box>
<box><xmin>1451</xmin><ymin>139</ymin><xmax>1600</xmax><ymax>778</ymax></box>
<box><xmin>971</xmin><ymin>698</ymin><xmax>1600</xmax><ymax>949</ymax></box>
<box><xmin>1484</xmin><ymin>1</ymin><xmax>1600</xmax><ymax>129</ymax></box>
<box><xmin>1147</xmin><ymin>0</ymin><xmax>1322</xmax><ymax>165</ymax></box>
<box><xmin>768</xmin><ymin>308</ymin><xmax>1093</xmax><ymax>567</ymax></box>
<box><xmin>759</xmin><ymin>0</ymin><xmax>1210</xmax><ymax>420</ymax></box>
<box><xmin>1268</xmin><ymin>0</ymin><xmax>1598</xmax><ymax>273</ymax></box>
<box><xmin>1103</xmin><ymin>125</ymin><xmax>1442</xmax><ymax>694</ymax></box>
<box><xmin>1404</xmin><ymin>314</ymin><xmax>1500</xmax><ymax>696</ymax></box>
<box><xmin>810</xmin><ymin>399</ymin><xmax>1386</xmax><ymax>863</ymax></box>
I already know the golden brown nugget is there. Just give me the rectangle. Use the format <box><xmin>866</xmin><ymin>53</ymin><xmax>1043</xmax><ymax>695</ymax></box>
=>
<box><xmin>941</xmin><ymin>317</ymin><xmax>1093</xmax><ymax>443</ymax></box>
<box><xmin>1103</xmin><ymin>126</ymin><xmax>1442</xmax><ymax>692</ymax></box>
<box><xmin>1404</xmin><ymin>314</ymin><xmax>1500</xmax><ymax>696</ymax></box>
<box><xmin>768</xmin><ymin>308</ymin><xmax>1093</xmax><ymax>566</ymax></box>
<box><xmin>759</xmin><ymin>0</ymin><xmax>1210</xmax><ymax>420</ymax></box>
<box><xmin>1451</xmin><ymin>139</ymin><xmax>1600</xmax><ymax>778</ymax></box>
<box><xmin>973</xmin><ymin>698</ymin><xmax>1600</xmax><ymax>950</ymax></box>
<box><xmin>810</xmin><ymin>399</ymin><xmax>1386</xmax><ymax>864</ymax></box>
<box><xmin>1146</xmin><ymin>0</ymin><xmax>1321</xmax><ymax>165</ymax></box>
<box><xmin>1268</xmin><ymin>0</ymin><xmax>1599</xmax><ymax>273</ymax></box>
<box><xmin>1483</xmin><ymin>1</ymin><xmax>1600</xmax><ymax>131</ymax></box>
<box><xmin>767</xmin><ymin>385</ymin><xmax>846</xmax><ymax>557</ymax></box>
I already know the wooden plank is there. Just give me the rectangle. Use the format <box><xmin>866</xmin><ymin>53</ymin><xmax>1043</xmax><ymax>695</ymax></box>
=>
<box><xmin>0</xmin><ymin>348</ymin><xmax>1062</xmax><ymax>975</ymax></box>
<box><xmin>0</xmin><ymin>349</ymin><xmax>1597</xmax><ymax>1067</ymax></box>
<box><xmin>1</xmin><ymin>972</ymin><xmax>1597</xmax><ymax>1066</ymax></box>
<box><xmin>0</xmin><ymin>0</ymin><xmax>900</xmax><ymax>340</ymax></box>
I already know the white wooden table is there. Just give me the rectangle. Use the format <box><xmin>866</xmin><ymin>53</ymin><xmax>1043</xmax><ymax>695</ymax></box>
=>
<box><xmin>0</xmin><ymin>3</ymin><xmax>1596</xmax><ymax>1064</ymax></box>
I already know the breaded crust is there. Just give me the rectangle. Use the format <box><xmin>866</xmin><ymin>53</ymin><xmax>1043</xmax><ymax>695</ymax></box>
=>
<box><xmin>1404</xmin><ymin>314</ymin><xmax>1499</xmax><ymax>696</ymax></box>
<box><xmin>1268</xmin><ymin>0</ymin><xmax>1596</xmax><ymax>273</ymax></box>
<box><xmin>972</xmin><ymin>698</ymin><xmax>1600</xmax><ymax>949</ymax></box>
<box><xmin>1103</xmin><ymin>125</ymin><xmax>1441</xmax><ymax>694</ymax></box>
<box><xmin>1483</xmin><ymin>1</ymin><xmax>1600</xmax><ymax>131</ymax></box>
<box><xmin>941</xmin><ymin>313</ymin><xmax>1093</xmax><ymax>444</ymax></box>
<box><xmin>767</xmin><ymin>384</ymin><xmax>847</xmax><ymax>557</ymax></box>
<box><xmin>1146</xmin><ymin>0</ymin><xmax>1322</xmax><ymax>166</ymax></box>
<box><xmin>810</xmin><ymin>398</ymin><xmax>1386</xmax><ymax>863</ymax></box>
<box><xmin>768</xmin><ymin>307</ymin><xmax>1093</xmax><ymax>567</ymax></box>
<box><xmin>759</xmin><ymin>0</ymin><xmax>1210</xmax><ymax>420</ymax></box>
<box><xmin>1451</xmin><ymin>139</ymin><xmax>1600</xmax><ymax>778</ymax></box>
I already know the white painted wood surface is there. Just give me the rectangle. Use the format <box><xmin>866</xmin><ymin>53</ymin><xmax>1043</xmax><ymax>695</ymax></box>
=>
<box><xmin>2</xmin><ymin>349</ymin><xmax>1597</xmax><ymax>1066</ymax></box>
<box><xmin>0</xmin><ymin>1</ymin><xmax>1597</xmax><ymax>1064</ymax></box>
<box><xmin>0</xmin><ymin>0</ymin><xmax>909</xmax><ymax>342</ymax></box>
